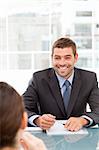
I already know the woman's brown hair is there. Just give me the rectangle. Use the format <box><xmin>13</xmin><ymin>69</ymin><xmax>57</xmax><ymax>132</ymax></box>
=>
<box><xmin>0</xmin><ymin>82</ymin><xmax>25</xmax><ymax>148</ymax></box>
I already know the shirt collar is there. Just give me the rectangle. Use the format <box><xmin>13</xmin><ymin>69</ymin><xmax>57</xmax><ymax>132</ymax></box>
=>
<box><xmin>55</xmin><ymin>70</ymin><xmax>74</xmax><ymax>89</ymax></box>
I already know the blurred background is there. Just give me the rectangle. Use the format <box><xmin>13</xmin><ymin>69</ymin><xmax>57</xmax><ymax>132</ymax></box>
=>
<box><xmin>0</xmin><ymin>0</ymin><xmax>99</xmax><ymax>94</ymax></box>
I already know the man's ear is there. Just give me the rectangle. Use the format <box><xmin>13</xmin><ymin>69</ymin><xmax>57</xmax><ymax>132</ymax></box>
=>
<box><xmin>21</xmin><ymin>112</ymin><xmax>28</xmax><ymax>129</ymax></box>
<box><xmin>74</xmin><ymin>53</ymin><xmax>78</xmax><ymax>63</ymax></box>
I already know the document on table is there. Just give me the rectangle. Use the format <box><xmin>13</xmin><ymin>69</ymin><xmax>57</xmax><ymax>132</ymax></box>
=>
<box><xmin>25</xmin><ymin>127</ymin><xmax>42</xmax><ymax>132</ymax></box>
<box><xmin>47</xmin><ymin>120</ymin><xmax>88</xmax><ymax>135</ymax></box>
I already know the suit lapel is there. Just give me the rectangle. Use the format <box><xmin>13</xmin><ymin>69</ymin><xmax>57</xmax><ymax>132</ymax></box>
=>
<box><xmin>67</xmin><ymin>68</ymin><xmax>81</xmax><ymax>117</ymax></box>
<box><xmin>48</xmin><ymin>69</ymin><xmax>66</xmax><ymax>116</ymax></box>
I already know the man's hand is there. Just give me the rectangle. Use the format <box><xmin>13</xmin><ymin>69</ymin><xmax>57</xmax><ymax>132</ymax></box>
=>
<box><xmin>64</xmin><ymin>117</ymin><xmax>89</xmax><ymax>132</ymax></box>
<box><xmin>34</xmin><ymin>114</ymin><xmax>56</xmax><ymax>130</ymax></box>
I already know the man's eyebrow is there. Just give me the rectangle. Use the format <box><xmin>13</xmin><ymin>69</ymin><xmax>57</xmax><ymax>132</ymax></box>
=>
<box><xmin>54</xmin><ymin>54</ymin><xmax>72</xmax><ymax>57</ymax></box>
<box><xmin>54</xmin><ymin>55</ymin><xmax>60</xmax><ymax>57</ymax></box>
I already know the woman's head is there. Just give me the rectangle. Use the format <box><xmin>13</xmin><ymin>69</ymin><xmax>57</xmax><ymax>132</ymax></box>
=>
<box><xmin>0</xmin><ymin>82</ymin><xmax>27</xmax><ymax>148</ymax></box>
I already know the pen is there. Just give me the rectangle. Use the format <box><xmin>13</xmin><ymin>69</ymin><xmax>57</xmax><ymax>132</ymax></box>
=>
<box><xmin>42</xmin><ymin>130</ymin><xmax>46</xmax><ymax>133</ymax></box>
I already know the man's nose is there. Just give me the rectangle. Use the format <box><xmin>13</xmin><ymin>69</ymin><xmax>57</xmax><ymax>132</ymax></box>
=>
<box><xmin>59</xmin><ymin>59</ymin><xmax>66</xmax><ymax>65</ymax></box>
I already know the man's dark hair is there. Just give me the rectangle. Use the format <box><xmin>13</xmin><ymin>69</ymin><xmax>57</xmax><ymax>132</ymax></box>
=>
<box><xmin>52</xmin><ymin>37</ymin><xmax>77</xmax><ymax>56</ymax></box>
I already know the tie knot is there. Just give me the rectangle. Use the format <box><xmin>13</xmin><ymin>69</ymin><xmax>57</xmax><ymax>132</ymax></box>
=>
<box><xmin>64</xmin><ymin>80</ymin><xmax>70</xmax><ymax>88</ymax></box>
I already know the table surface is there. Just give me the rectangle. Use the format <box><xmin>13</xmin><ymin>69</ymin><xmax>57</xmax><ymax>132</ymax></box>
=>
<box><xmin>28</xmin><ymin>127</ymin><xmax>99</xmax><ymax>150</ymax></box>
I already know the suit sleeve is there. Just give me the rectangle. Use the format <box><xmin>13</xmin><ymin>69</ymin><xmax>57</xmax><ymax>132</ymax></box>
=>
<box><xmin>84</xmin><ymin>73</ymin><xmax>99</xmax><ymax>125</ymax></box>
<box><xmin>23</xmin><ymin>74</ymin><xmax>40</xmax><ymax>118</ymax></box>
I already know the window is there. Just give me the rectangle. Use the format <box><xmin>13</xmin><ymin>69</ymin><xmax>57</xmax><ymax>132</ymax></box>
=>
<box><xmin>0</xmin><ymin>0</ymin><xmax>99</xmax><ymax>93</ymax></box>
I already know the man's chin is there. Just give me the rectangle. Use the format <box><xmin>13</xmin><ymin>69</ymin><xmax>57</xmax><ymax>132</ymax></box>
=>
<box><xmin>58</xmin><ymin>72</ymin><xmax>67</xmax><ymax>78</ymax></box>
<box><xmin>57</xmin><ymin>71</ymin><xmax>71</xmax><ymax>78</ymax></box>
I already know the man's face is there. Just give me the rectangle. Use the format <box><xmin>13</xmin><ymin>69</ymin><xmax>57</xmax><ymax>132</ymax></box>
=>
<box><xmin>52</xmin><ymin>47</ymin><xmax>78</xmax><ymax>79</ymax></box>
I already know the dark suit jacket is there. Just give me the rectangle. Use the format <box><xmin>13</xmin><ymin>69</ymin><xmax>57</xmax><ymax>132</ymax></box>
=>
<box><xmin>23</xmin><ymin>68</ymin><xmax>99</xmax><ymax>126</ymax></box>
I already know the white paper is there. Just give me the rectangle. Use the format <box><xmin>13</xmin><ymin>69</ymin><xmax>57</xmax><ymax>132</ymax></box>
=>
<box><xmin>47</xmin><ymin>120</ymin><xmax>88</xmax><ymax>135</ymax></box>
<box><xmin>25</xmin><ymin>127</ymin><xmax>42</xmax><ymax>132</ymax></box>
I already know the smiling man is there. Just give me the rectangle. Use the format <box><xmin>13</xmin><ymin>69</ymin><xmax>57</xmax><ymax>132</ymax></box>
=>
<box><xmin>23</xmin><ymin>37</ymin><xmax>99</xmax><ymax>131</ymax></box>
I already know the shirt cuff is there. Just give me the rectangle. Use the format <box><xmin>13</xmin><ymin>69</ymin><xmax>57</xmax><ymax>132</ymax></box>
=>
<box><xmin>81</xmin><ymin>115</ymin><xmax>93</xmax><ymax>127</ymax></box>
<box><xmin>28</xmin><ymin>115</ymin><xmax>40</xmax><ymax>126</ymax></box>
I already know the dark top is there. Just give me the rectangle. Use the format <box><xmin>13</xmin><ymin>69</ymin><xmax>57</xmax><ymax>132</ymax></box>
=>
<box><xmin>23</xmin><ymin>67</ymin><xmax>99</xmax><ymax>126</ymax></box>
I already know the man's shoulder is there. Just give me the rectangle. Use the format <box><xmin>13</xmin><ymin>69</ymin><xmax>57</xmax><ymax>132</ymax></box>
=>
<box><xmin>75</xmin><ymin>67</ymin><xmax>96</xmax><ymax>75</ymax></box>
<box><xmin>33</xmin><ymin>68</ymin><xmax>53</xmax><ymax>76</ymax></box>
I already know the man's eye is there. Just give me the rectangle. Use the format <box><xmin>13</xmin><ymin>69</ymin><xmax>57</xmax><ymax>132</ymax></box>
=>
<box><xmin>54</xmin><ymin>57</ymin><xmax>60</xmax><ymax>60</ymax></box>
<box><xmin>65</xmin><ymin>56</ymin><xmax>71</xmax><ymax>60</ymax></box>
